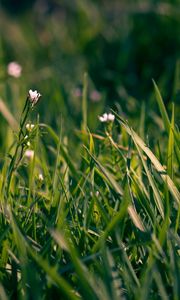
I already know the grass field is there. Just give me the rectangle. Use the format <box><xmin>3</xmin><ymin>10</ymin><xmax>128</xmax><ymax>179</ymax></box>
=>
<box><xmin>0</xmin><ymin>2</ymin><xmax>180</xmax><ymax>299</ymax></box>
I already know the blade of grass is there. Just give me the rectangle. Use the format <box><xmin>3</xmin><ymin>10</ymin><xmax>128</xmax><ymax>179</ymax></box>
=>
<box><xmin>51</xmin><ymin>229</ymin><xmax>99</xmax><ymax>300</ymax></box>
<box><xmin>82</xmin><ymin>72</ymin><xmax>88</xmax><ymax>131</ymax></box>
<box><xmin>0</xmin><ymin>98</ymin><xmax>18</xmax><ymax>130</ymax></box>
<box><xmin>40</xmin><ymin>123</ymin><xmax>78</xmax><ymax>179</ymax></box>
<box><xmin>167</xmin><ymin>104</ymin><xmax>174</xmax><ymax>179</ymax></box>
<box><xmin>101</xmin><ymin>247</ymin><xmax>125</xmax><ymax>300</ymax></box>
<box><xmin>92</xmin><ymin>180</ymin><xmax>131</xmax><ymax>253</ymax></box>
<box><xmin>153</xmin><ymin>80</ymin><xmax>179</xmax><ymax>149</ymax></box>
<box><xmin>84</xmin><ymin>146</ymin><xmax>123</xmax><ymax>196</ymax></box>
<box><xmin>152</xmin><ymin>80</ymin><xmax>170</xmax><ymax>134</ymax></box>
<box><xmin>0</xmin><ymin>284</ymin><xmax>8</xmax><ymax>300</ymax></box>
<box><xmin>131</xmin><ymin>130</ymin><xmax>165</xmax><ymax>219</ymax></box>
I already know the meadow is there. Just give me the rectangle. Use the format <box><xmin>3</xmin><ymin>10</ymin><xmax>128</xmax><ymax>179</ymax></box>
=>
<box><xmin>0</xmin><ymin>1</ymin><xmax>180</xmax><ymax>299</ymax></box>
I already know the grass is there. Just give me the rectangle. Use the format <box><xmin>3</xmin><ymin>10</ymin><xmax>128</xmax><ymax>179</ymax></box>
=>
<box><xmin>0</xmin><ymin>3</ymin><xmax>179</xmax><ymax>298</ymax></box>
<box><xmin>0</xmin><ymin>76</ymin><xmax>179</xmax><ymax>300</ymax></box>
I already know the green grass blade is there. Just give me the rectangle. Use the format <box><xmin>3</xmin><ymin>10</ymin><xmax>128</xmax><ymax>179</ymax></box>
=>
<box><xmin>153</xmin><ymin>269</ymin><xmax>169</xmax><ymax>300</ymax></box>
<box><xmin>82</xmin><ymin>72</ymin><xmax>88</xmax><ymax>131</ymax></box>
<box><xmin>101</xmin><ymin>247</ymin><xmax>125</xmax><ymax>300</ymax></box>
<box><xmin>92</xmin><ymin>181</ymin><xmax>130</xmax><ymax>253</ymax></box>
<box><xmin>85</xmin><ymin>146</ymin><xmax>123</xmax><ymax>196</ymax></box>
<box><xmin>51</xmin><ymin>230</ymin><xmax>99</xmax><ymax>300</ymax></box>
<box><xmin>40</xmin><ymin>123</ymin><xmax>78</xmax><ymax>179</ymax></box>
<box><xmin>152</xmin><ymin>80</ymin><xmax>170</xmax><ymax>134</ymax></box>
<box><xmin>167</xmin><ymin>104</ymin><xmax>175</xmax><ymax>179</ymax></box>
<box><xmin>28</xmin><ymin>249</ymin><xmax>79</xmax><ymax>300</ymax></box>
<box><xmin>153</xmin><ymin>80</ymin><xmax>180</xmax><ymax>149</ymax></box>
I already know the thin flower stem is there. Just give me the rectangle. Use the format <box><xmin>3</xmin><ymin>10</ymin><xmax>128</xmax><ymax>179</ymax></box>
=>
<box><xmin>5</xmin><ymin>100</ymin><xmax>31</xmax><ymax>200</ymax></box>
<box><xmin>19</xmin><ymin>99</ymin><xmax>30</xmax><ymax>139</ymax></box>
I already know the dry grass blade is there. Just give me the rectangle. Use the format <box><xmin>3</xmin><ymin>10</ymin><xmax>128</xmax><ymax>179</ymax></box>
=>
<box><xmin>0</xmin><ymin>98</ymin><xmax>18</xmax><ymax>130</ymax></box>
<box><xmin>117</xmin><ymin>118</ymin><xmax>180</xmax><ymax>205</ymax></box>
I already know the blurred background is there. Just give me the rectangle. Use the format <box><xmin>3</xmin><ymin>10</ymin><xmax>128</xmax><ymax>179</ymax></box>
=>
<box><xmin>0</xmin><ymin>0</ymin><xmax>179</xmax><ymax>134</ymax></box>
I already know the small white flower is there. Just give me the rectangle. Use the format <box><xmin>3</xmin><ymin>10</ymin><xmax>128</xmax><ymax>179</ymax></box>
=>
<box><xmin>98</xmin><ymin>113</ymin><xmax>115</xmax><ymax>122</ymax></box>
<box><xmin>38</xmin><ymin>173</ymin><xmax>44</xmax><ymax>181</ymax></box>
<box><xmin>95</xmin><ymin>191</ymin><xmax>99</xmax><ymax>197</ymax></box>
<box><xmin>24</xmin><ymin>135</ymin><xmax>31</xmax><ymax>146</ymax></box>
<box><xmin>24</xmin><ymin>149</ymin><xmax>34</xmax><ymax>159</ymax></box>
<box><xmin>73</xmin><ymin>87</ymin><xmax>82</xmax><ymax>97</ymax></box>
<box><xmin>26</xmin><ymin>123</ymin><xmax>35</xmax><ymax>131</ymax></box>
<box><xmin>7</xmin><ymin>61</ymin><xmax>22</xmax><ymax>78</ymax></box>
<box><xmin>108</xmin><ymin>113</ymin><xmax>115</xmax><ymax>121</ymax></box>
<box><xmin>28</xmin><ymin>89</ymin><xmax>41</xmax><ymax>107</ymax></box>
<box><xmin>99</xmin><ymin>113</ymin><xmax>108</xmax><ymax>122</ymax></box>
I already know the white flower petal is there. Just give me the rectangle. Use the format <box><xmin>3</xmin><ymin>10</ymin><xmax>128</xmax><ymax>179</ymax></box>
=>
<box><xmin>26</xmin><ymin>123</ymin><xmax>35</xmax><ymax>131</ymax></box>
<box><xmin>38</xmin><ymin>173</ymin><xmax>44</xmax><ymax>181</ymax></box>
<box><xmin>28</xmin><ymin>89</ymin><xmax>41</xmax><ymax>107</ymax></box>
<box><xmin>99</xmin><ymin>112</ymin><xmax>115</xmax><ymax>123</ymax></box>
<box><xmin>99</xmin><ymin>116</ymin><xmax>105</xmax><ymax>122</ymax></box>
<box><xmin>108</xmin><ymin>113</ymin><xmax>115</xmax><ymax>121</ymax></box>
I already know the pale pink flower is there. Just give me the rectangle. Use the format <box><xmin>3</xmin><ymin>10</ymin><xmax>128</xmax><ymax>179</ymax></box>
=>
<box><xmin>7</xmin><ymin>62</ymin><xmax>22</xmax><ymax>78</ymax></box>
<box><xmin>24</xmin><ymin>149</ymin><xmax>34</xmax><ymax>159</ymax></box>
<box><xmin>73</xmin><ymin>87</ymin><xmax>82</xmax><ymax>97</ymax></box>
<box><xmin>90</xmin><ymin>90</ymin><xmax>101</xmax><ymax>102</ymax></box>
<box><xmin>28</xmin><ymin>89</ymin><xmax>41</xmax><ymax>107</ymax></box>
